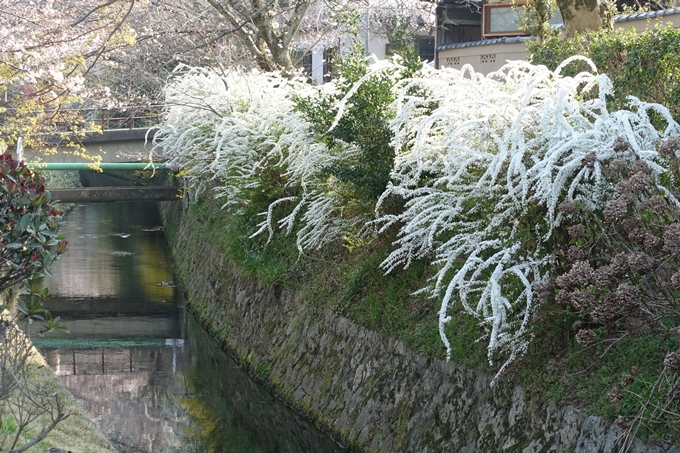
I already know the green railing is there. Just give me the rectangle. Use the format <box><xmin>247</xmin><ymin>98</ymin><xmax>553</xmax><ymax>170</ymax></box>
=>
<box><xmin>56</xmin><ymin>105</ymin><xmax>164</xmax><ymax>131</ymax></box>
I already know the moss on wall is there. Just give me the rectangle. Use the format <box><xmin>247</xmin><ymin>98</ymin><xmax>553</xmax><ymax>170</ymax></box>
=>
<box><xmin>160</xmin><ymin>200</ymin><xmax>672</xmax><ymax>453</ymax></box>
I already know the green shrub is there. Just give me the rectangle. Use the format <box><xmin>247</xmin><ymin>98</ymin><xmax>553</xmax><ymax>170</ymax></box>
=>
<box><xmin>530</xmin><ymin>25</ymin><xmax>680</xmax><ymax>123</ymax></box>
<box><xmin>0</xmin><ymin>154</ymin><xmax>67</xmax><ymax>293</ymax></box>
<box><xmin>294</xmin><ymin>43</ymin><xmax>396</xmax><ymax>203</ymax></box>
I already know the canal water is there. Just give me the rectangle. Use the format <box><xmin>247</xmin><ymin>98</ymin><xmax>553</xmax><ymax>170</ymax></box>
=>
<box><xmin>32</xmin><ymin>201</ymin><xmax>344</xmax><ymax>453</ymax></box>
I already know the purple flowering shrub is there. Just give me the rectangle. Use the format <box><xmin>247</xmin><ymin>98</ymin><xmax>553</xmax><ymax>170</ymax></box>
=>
<box><xmin>522</xmin><ymin>138</ymin><xmax>680</xmax><ymax>442</ymax></box>
<box><xmin>536</xmin><ymin>138</ymin><xmax>680</xmax><ymax>344</ymax></box>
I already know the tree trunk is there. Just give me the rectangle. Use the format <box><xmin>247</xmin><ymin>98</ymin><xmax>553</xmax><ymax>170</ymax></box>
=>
<box><xmin>203</xmin><ymin>0</ymin><xmax>313</xmax><ymax>75</ymax></box>
<box><xmin>556</xmin><ymin>0</ymin><xmax>611</xmax><ymax>37</ymax></box>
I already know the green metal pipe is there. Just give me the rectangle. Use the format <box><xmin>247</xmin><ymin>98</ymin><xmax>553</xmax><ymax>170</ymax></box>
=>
<box><xmin>27</xmin><ymin>162</ymin><xmax>170</xmax><ymax>171</ymax></box>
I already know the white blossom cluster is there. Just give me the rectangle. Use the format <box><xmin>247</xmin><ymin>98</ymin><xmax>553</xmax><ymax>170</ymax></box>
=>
<box><xmin>156</xmin><ymin>58</ymin><xmax>680</xmax><ymax>383</ymax></box>
<box><xmin>380</xmin><ymin>57</ymin><xmax>680</xmax><ymax>382</ymax></box>
<box><xmin>0</xmin><ymin>0</ymin><xmax>132</xmax><ymax>101</ymax></box>
<box><xmin>155</xmin><ymin>66</ymin><xmax>360</xmax><ymax>251</ymax></box>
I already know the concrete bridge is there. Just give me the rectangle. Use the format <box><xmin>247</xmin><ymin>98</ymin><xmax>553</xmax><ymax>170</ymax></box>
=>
<box><xmin>21</xmin><ymin>127</ymin><xmax>162</xmax><ymax>164</ymax></box>
<box><xmin>48</xmin><ymin>185</ymin><xmax>181</xmax><ymax>203</ymax></box>
<box><xmin>14</xmin><ymin>111</ymin><xmax>183</xmax><ymax>202</ymax></box>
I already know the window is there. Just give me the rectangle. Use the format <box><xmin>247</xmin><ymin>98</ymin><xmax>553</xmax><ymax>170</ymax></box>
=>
<box><xmin>482</xmin><ymin>4</ymin><xmax>527</xmax><ymax>38</ymax></box>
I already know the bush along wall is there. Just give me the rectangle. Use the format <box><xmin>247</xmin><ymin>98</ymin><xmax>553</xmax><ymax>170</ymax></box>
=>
<box><xmin>530</xmin><ymin>25</ymin><xmax>680</xmax><ymax>124</ymax></box>
<box><xmin>155</xmin><ymin>47</ymin><xmax>680</xmax><ymax>445</ymax></box>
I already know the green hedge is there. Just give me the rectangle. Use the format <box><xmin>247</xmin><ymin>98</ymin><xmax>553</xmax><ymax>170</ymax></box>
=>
<box><xmin>530</xmin><ymin>25</ymin><xmax>680</xmax><ymax>123</ymax></box>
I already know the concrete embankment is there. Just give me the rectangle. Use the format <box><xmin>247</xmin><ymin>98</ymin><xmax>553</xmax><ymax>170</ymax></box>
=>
<box><xmin>160</xmin><ymin>200</ymin><xmax>679</xmax><ymax>453</ymax></box>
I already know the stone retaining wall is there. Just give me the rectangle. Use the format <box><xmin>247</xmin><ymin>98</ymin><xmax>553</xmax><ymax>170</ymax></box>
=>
<box><xmin>161</xmin><ymin>201</ymin><xmax>678</xmax><ymax>453</ymax></box>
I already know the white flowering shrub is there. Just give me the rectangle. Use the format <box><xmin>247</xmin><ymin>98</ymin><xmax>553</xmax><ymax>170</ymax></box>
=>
<box><xmin>154</xmin><ymin>66</ymin><xmax>359</xmax><ymax>251</ymax></box>
<box><xmin>156</xmin><ymin>57</ymin><xmax>680</xmax><ymax>384</ymax></box>
<box><xmin>379</xmin><ymin>57</ymin><xmax>680</xmax><ymax>382</ymax></box>
<box><xmin>156</xmin><ymin>66</ymin><xmax>293</xmax><ymax>204</ymax></box>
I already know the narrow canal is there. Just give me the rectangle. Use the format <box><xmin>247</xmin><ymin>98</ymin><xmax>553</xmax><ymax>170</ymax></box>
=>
<box><xmin>32</xmin><ymin>199</ymin><xmax>344</xmax><ymax>453</ymax></box>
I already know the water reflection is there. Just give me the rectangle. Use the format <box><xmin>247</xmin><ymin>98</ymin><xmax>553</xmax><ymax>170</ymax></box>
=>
<box><xmin>179</xmin><ymin>315</ymin><xmax>344</xmax><ymax>453</ymax></box>
<box><xmin>34</xmin><ymin>201</ymin><xmax>343</xmax><ymax>453</ymax></box>
<box><xmin>41</xmin><ymin>342</ymin><xmax>190</xmax><ymax>452</ymax></box>
<box><xmin>42</xmin><ymin>203</ymin><xmax>175</xmax><ymax>306</ymax></box>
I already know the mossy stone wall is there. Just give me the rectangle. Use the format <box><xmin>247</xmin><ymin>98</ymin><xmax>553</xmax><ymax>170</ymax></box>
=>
<box><xmin>160</xmin><ymin>201</ymin><xmax>672</xmax><ymax>453</ymax></box>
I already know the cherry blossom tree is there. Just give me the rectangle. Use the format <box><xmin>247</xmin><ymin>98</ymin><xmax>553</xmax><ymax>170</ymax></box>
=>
<box><xmin>84</xmin><ymin>0</ymin><xmax>435</xmax><ymax>107</ymax></box>
<box><xmin>89</xmin><ymin>0</ymin><xmax>256</xmax><ymax>104</ymax></box>
<box><xmin>0</xmin><ymin>0</ymin><xmax>137</xmax><ymax>155</ymax></box>
<box><xmin>198</xmin><ymin>0</ymin><xmax>434</xmax><ymax>73</ymax></box>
